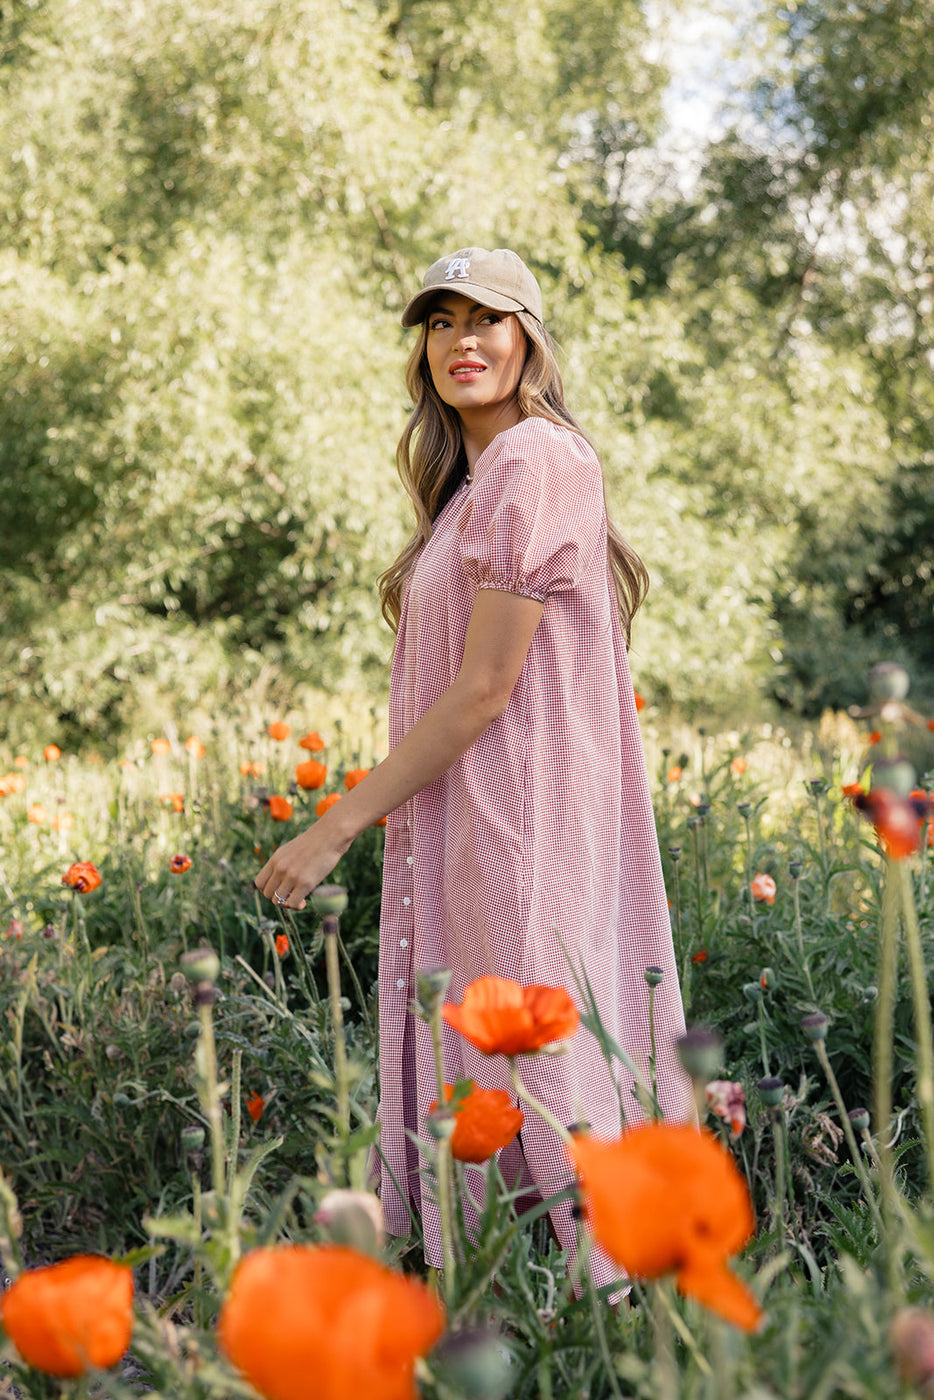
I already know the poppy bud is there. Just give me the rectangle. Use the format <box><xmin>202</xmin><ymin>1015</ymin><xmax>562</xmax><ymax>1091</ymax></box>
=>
<box><xmin>742</xmin><ymin>981</ymin><xmax>763</xmax><ymax>1003</ymax></box>
<box><xmin>181</xmin><ymin>1124</ymin><xmax>206</xmax><ymax>1154</ymax></box>
<box><xmin>676</xmin><ymin>1027</ymin><xmax>722</xmax><ymax>1081</ymax></box>
<box><xmin>788</xmin><ymin>859</ymin><xmax>803</xmax><ymax>879</ymax></box>
<box><xmin>644</xmin><ymin>966</ymin><xmax>664</xmax><ymax>988</ymax></box>
<box><xmin>417</xmin><ymin>966</ymin><xmax>453</xmax><ymax>1017</ymax></box>
<box><xmin>737</xmin><ymin>802</ymin><xmax>751</xmax><ymax>817</ymax></box>
<box><xmin>890</xmin><ymin>1307</ymin><xmax>934</xmax><ymax>1391</ymax></box>
<box><xmin>429</xmin><ymin>1328</ymin><xmax>514</xmax><ymax>1400</ymax></box>
<box><xmin>808</xmin><ymin>778</ymin><xmax>827</xmax><ymax>797</ymax></box>
<box><xmin>309</xmin><ymin>884</ymin><xmax>348</xmax><ymax>917</ymax></box>
<box><xmin>801</xmin><ymin>1012</ymin><xmax>829</xmax><ymax>1042</ymax></box>
<box><xmin>180</xmin><ymin>947</ymin><xmax>220</xmax><ymax>985</ymax></box>
<box><xmin>867</xmin><ymin>662</ymin><xmax>910</xmax><ymax>703</ymax></box>
<box><xmin>668</xmin><ymin>845</ymin><xmax>682</xmax><ymax>862</ymax></box>
<box><xmin>848</xmin><ymin>1107</ymin><xmax>871</xmax><ymax>1132</ymax></box>
<box><xmin>314</xmin><ymin>1189</ymin><xmax>384</xmax><ymax>1255</ymax></box>
<box><xmin>756</xmin><ymin>1076</ymin><xmax>784</xmax><ymax>1107</ymax></box>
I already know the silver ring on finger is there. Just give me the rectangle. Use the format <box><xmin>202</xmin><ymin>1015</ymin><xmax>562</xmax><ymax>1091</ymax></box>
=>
<box><xmin>273</xmin><ymin>889</ymin><xmax>286</xmax><ymax>905</ymax></box>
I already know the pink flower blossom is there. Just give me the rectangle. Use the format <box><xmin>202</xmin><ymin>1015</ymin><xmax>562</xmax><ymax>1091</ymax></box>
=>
<box><xmin>706</xmin><ymin>1080</ymin><xmax>746</xmax><ymax>1137</ymax></box>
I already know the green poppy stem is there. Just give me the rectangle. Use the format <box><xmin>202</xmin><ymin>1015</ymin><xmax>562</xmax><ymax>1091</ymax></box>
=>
<box><xmin>427</xmin><ymin>997</ymin><xmax>457</xmax><ymax>1303</ymax></box>
<box><xmin>897</xmin><ymin>860</ymin><xmax>934</xmax><ymax>1192</ymax></box>
<box><xmin>813</xmin><ymin>1039</ymin><xmax>883</xmax><ymax>1235</ymax></box>
<box><xmin>323</xmin><ymin>914</ymin><xmax>351</xmax><ymax>1145</ymax></box>
<box><xmin>509</xmin><ymin>1065</ymin><xmax>573</xmax><ymax>1145</ymax></box>
<box><xmin>872</xmin><ymin>856</ymin><xmax>902</xmax><ymax>1286</ymax></box>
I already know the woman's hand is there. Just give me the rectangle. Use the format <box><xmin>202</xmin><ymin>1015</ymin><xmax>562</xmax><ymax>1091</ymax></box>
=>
<box><xmin>254</xmin><ymin>820</ymin><xmax>349</xmax><ymax>911</ymax></box>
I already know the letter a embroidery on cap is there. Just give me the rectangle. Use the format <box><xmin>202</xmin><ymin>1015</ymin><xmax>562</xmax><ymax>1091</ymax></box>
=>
<box><xmin>445</xmin><ymin>257</ymin><xmax>471</xmax><ymax>280</ymax></box>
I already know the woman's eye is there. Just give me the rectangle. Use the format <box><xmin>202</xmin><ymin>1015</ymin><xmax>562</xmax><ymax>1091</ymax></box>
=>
<box><xmin>429</xmin><ymin>318</ymin><xmax>449</xmax><ymax>330</ymax></box>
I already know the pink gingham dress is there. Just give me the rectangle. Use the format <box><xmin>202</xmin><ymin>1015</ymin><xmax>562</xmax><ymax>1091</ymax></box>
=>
<box><xmin>373</xmin><ymin>417</ymin><xmax>693</xmax><ymax>1286</ymax></box>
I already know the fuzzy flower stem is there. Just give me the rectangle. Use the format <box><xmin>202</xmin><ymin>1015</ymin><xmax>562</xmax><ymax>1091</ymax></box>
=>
<box><xmin>758</xmin><ymin>1001</ymin><xmax>771</xmax><ymax>1079</ymax></box>
<box><xmin>768</xmin><ymin>1106</ymin><xmax>786</xmax><ymax>1237</ymax></box>
<box><xmin>652</xmin><ymin>1281</ymin><xmax>679</xmax><ymax>1400</ymax></box>
<box><xmin>690</xmin><ymin>821</ymin><xmax>705</xmax><ymax>941</ymax></box>
<box><xmin>812</xmin><ymin>1039</ymin><xmax>883</xmax><ymax>1233</ymax></box>
<box><xmin>648</xmin><ymin>985</ymin><xmax>659</xmax><ymax>1107</ymax></box>
<box><xmin>323</xmin><ymin>915</ymin><xmax>350</xmax><ymax>1143</ymax></box>
<box><xmin>510</xmin><ymin>1064</ymin><xmax>573</xmax><ymax>1146</ymax></box>
<box><xmin>228</xmin><ymin>1049</ymin><xmax>242</xmax><ymax>1193</ymax></box>
<box><xmin>192</xmin><ymin>1174</ymin><xmax>205</xmax><ymax>1327</ymax></box>
<box><xmin>427</xmin><ymin>999</ymin><xmax>457</xmax><ymax>1302</ymax></box>
<box><xmin>872</xmin><ymin>858</ymin><xmax>902</xmax><ymax>1280</ymax></box>
<box><xmin>670</xmin><ymin>861</ymin><xmax>684</xmax><ymax>972</ymax></box>
<box><xmin>897</xmin><ymin>861</ymin><xmax>934</xmax><ymax>1191</ymax></box>
<box><xmin>791</xmin><ymin>877</ymin><xmax>815</xmax><ymax>998</ymax></box>
<box><xmin>0</xmin><ymin>1165</ymin><xmax>23</xmax><ymax>1278</ymax></box>
<box><xmin>197</xmin><ymin>993</ymin><xmax>226</xmax><ymax>1200</ymax></box>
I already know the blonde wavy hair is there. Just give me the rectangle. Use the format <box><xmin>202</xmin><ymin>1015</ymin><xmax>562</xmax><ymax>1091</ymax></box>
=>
<box><xmin>378</xmin><ymin>308</ymin><xmax>648</xmax><ymax>644</ymax></box>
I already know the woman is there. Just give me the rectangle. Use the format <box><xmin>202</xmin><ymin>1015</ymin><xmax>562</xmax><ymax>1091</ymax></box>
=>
<box><xmin>256</xmin><ymin>248</ymin><xmax>692</xmax><ymax>1283</ymax></box>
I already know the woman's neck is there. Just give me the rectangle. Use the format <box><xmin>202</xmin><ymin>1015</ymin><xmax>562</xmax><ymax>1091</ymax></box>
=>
<box><xmin>459</xmin><ymin>402</ymin><xmax>525</xmax><ymax>472</ymax></box>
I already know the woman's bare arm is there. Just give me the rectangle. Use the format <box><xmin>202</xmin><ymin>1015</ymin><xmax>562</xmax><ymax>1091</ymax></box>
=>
<box><xmin>254</xmin><ymin>588</ymin><xmax>544</xmax><ymax>908</ymax></box>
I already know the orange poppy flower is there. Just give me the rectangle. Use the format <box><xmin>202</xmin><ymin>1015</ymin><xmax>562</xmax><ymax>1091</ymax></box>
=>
<box><xmin>344</xmin><ymin>768</ymin><xmax>370</xmax><ymax>790</ymax></box>
<box><xmin>443</xmin><ymin>976</ymin><xmax>579</xmax><ymax>1057</ymax></box>
<box><xmin>296</xmin><ymin>759</ymin><xmax>327</xmax><ymax>790</ymax></box>
<box><xmin>159</xmin><ymin>793</ymin><xmax>185</xmax><ymax>813</ymax></box>
<box><xmin>44</xmin><ymin>744</ymin><xmax>62</xmax><ymax>762</ymax></box>
<box><xmin>13</xmin><ymin>755</ymin><xmax>28</xmax><ymax>768</ymax></box>
<box><xmin>634</xmin><ymin>690</ymin><xmax>646</xmax><ymax>712</ymax></box>
<box><xmin>853</xmin><ymin>788</ymin><xmax>927</xmax><ymax>859</ymax></box>
<box><xmin>299</xmin><ymin>732</ymin><xmax>326</xmax><ymax>752</ymax></box>
<box><xmin>267</xmin><ymin>796</ymin><xmax>293</xmax><ymax>822</ymax></box>
<box><xmin>276</xmin><ymin>933</ymin><xmax>290</xmax><ymax>957</ymax></box>
<box><xmin>0</xmin><ymin>1255</ymin><xmax>134</xmax><ymax>1377</ymax></box>
<box><xmin>430</xmin><ymin>1083</ymin><xmax>524</xmax><ymax>1163</ymax></box>
<box><xmin>184</xmin><ymin>736</ymin><xmax>206</xmax><ymax>759</ymax></box>
<box><xmin>2</xmin><ymin>772</ymin><xmax>26</xmax><ymax>794</ymax></box>
<box><xmin>750</xmin><ymin>873</ymin><xmax>776</xmax><ymax>905</ymax></box>
<box><xmin>27</xmin><ymin>804</ymin><xmax>47</xmax><ymax>825</ymax></box>
<box><xmin>374</xmin><ymin>815</ymin><xmax>387</xmax><ymax>827</ymax></box>
<box><xmin>217</xmin><ymin>1244</ymin><xmax>445</xmax><ymax>1400</ymax></box>
<box><xmin>51</xmin><ymin>812</ymin><xmax>75</xmax><ymax>832</ymax></box>
<box><xmin>240</xmin><ymin>759</ymin><xmax>268</xmax><ymax>777</ymax></box>
<box><xmin>666</xmin><ymin>766</ymin><xmax>682</xmax><ymax>783</ymax></box>
<box><xmin>62</xmin><ymin>862</ymin><xmax>102</xmax><ymax>894</ymax></box>
<box><xmin>691</xmin><ymin>949</ymin><xmax>708</xmax><ymax>964</ymax></box>
<box><xmin>246</xmin><ymin>1091</ymin><xmax>265</xmax><ymax>1123</ymax></box>
<box><xmin>841</xmin><ymin>781</ymin><xmax>865</xmax><ymax>797</ymax></box>
<box><xmin>151</xmin><ymin>738</ymin><xmax>171</xmax><ymax>755</ymax></box>
<box><xmin>316</xmin><ymin>793</ymin><xmax>342</xmax><ymax>817</ymax></box>
<box><xmin>868</xmin><ymin>731</ymin><xmax>882</xmax><ymax>745</ymax></box>
<box><xmin>170</xmin><ymin>854</ymin><xmax>192</xmax><ymax>874</ymax></box>
<box><xmin>570</xmin><ymin>1124</ymin><xmax>761</xmax><ymax>1331</ymax></box>
<box><xmin>730</xmin><ymin>756</ymin><xmax>747</xmax><ymax>776</ymax></box>
<box><xmin>268</xmin><ymin>721</ymin><xmax>291</xmax><ymax>742</ymax></box>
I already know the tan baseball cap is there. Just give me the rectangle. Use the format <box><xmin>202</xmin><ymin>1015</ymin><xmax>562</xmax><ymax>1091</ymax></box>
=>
<box><xmin>401</xmin><ymin>247</ymin><xmax>544</xmax><ymax>327</ymax></box>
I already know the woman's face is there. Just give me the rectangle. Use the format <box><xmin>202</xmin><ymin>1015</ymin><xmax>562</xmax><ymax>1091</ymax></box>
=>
<box><xmin>424</xmin><ymin>292</ymin><xmax>527</xmax><ymax>420</ymax></box>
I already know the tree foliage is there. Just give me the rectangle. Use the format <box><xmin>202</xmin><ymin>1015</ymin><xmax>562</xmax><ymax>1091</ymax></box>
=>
<box><xmin>1</xmin><ymin>0</ymin><xmax>931</xmax><ymax>744</ymax></box>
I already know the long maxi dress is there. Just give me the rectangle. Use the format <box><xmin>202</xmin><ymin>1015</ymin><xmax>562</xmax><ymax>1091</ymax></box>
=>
<box><xmin>372</xmin><ymin>416</ymin><xmax>693</xmax><ymax>1285</ymax></box>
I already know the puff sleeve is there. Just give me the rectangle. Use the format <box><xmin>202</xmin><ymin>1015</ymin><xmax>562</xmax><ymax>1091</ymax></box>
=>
<box><xmin>457</xmin><ymin>419</ymin><xmax>606</xmax><ymax>601</ymax></box>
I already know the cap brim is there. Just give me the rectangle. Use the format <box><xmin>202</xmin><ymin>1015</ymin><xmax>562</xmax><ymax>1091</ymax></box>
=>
<box><xmin>401</xmin><ymin>283</ymin><xmax>525</xmax><ymax>328</ymax></box>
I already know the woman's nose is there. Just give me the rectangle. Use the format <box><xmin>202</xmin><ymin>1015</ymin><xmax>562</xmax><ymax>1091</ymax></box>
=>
<box><xmin>454</xmin><ymin>326</ymin><xmax>477</xmax><ymax>349</ymax></box>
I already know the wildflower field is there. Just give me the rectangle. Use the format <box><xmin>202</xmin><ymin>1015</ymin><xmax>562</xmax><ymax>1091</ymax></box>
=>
<box><xmin>2</xmin><ymin>669</ymin><xmax>934</xmax><ymax>1400</ymax></box>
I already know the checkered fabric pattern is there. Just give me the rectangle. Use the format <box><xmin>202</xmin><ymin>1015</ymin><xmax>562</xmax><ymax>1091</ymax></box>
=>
<box><xmin>371</xmin><ymin>418</ymin><xmax>694</xmax><ymax>1290</ymax></box>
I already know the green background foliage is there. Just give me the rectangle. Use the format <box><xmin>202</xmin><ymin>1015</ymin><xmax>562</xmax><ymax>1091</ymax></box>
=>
<box><xmin>1</xmin><ymin>0</ymin><xmax>932</xmax><ymax>744</ymax></box>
